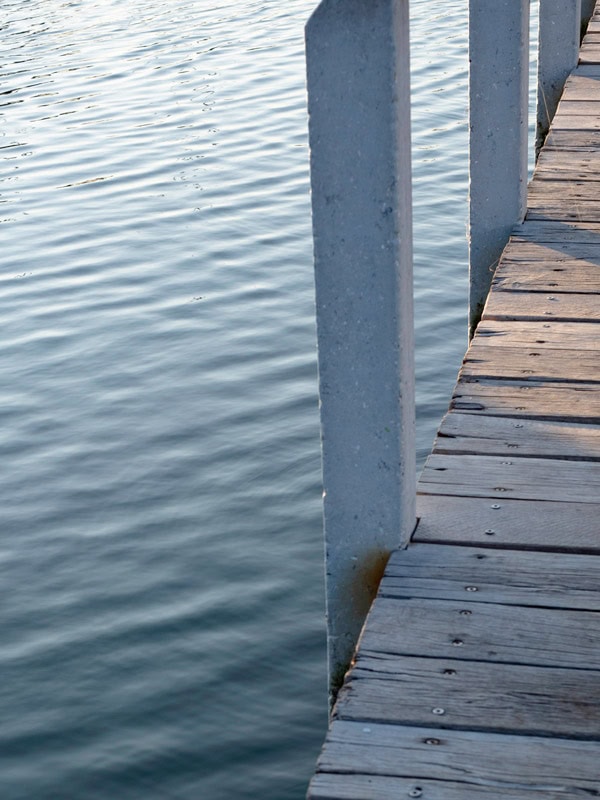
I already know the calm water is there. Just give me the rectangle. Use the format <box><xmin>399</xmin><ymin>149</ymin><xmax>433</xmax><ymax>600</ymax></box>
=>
<box><xmin>0</xmin><ymin>1</ymin><xmax>535</xmax><ymax>797</ymax></box>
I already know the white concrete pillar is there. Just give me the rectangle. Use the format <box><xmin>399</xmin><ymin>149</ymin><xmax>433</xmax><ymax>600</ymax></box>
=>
<box><xmin>468</xmin><ymin>0</ymin><xmax>530</xmax><ymax>336</ymax></box>
<box><xmin>305</xmin><ymin>0</ymin><xmax>415</xmax><ymax>698</ymax></box>
<box><xmin>536</xmin><ymin>0</ymin><xmax>581</xmax><ymax>155</ymax></box>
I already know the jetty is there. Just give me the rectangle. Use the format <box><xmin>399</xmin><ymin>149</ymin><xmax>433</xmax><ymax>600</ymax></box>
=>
<box><xmin>306</xmin><ymin>0</ymin><xmax>600</xmax><ymax>797</ymax></box>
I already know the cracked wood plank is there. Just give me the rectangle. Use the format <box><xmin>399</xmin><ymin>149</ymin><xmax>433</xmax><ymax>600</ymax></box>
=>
<box><xmin>473</xmin><ymin>320</ymin><xmax>600</xmax><ymax>349</ymax></box>
<box><xmin>419</xmin><ymin>452</ymin><xmax>600</xmax><ymax>503</ymax></box>
<box><xmin>414</xmin><ymin>493</ymin><xmax>600</xmax><ymax>551</ymax></box>
<box><xmin>381</xmin><ymin>544</ymin><xmax>600</xmax><ymax>608</ymax></box>
<box><xmin>310</xmin><ymin>722</ymin><xmax>600</xmax><ymax>795</ymax></box>
<box><xmin>450</xmin><ymin>380</ymin><xmax>600</xmax><ymax>420</ymax></box>
<box><xmin>482</xmin><ymin>290</ymin><xmax>600</xmax><ymax>321</ymax></box>
<box><xmin>336</xmin><ymin>652</ymin><xmax>600</xmax><ymax>738</ymax></box>
<box><xmin>459</xmin><ymin>343</ymin><xmax>600</xmax><ymax>383</ymax></box>
<box><xmin>358</xmin><ymin>595</ymin><xmax>599</xmax><ymax>669</ymax></box>
<box><xmin>309</xmin><ymin>772</ymin><xmax>596</xmax><ymax>800</ymax></box>
<box><xmin>511</xmin><ymin>220</ymin><xmax>600</xmax><ymax>242</ymax></box>
<box><xmin>434</xmin><ymin>411</ymin><xmax>600</xmax><ymax>459</ymax></box>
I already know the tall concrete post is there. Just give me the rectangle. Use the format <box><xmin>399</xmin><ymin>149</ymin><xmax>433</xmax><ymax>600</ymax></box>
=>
<box><xmin>468</xmin><ymin>0</ymin><xmax>530</xmax><ymax>336</ymax></box>
<box><xmin>536</xmin><ymin>0</ymin><xmax>581</xmax><ymax>155</ymax></box>
<box><xmin>305</xmin><ymin>0</ymin><xmax>415</xmax><ymax>699</ymax></box>
<box><xmin>581</xmin><ymin>0</ymin><xmax>597</xmax><ymax>33</ymax></box>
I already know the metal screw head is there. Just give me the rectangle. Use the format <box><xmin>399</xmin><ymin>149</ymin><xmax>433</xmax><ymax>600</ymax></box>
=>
<box><xmin>491</xmin><ymin>503</ymin><xmax>501</xmax><ymax>509</ymax></box>
<box><xmin>465</xmin><ymin>586</ymin><xmax>478</xmax><ymax>592</ymax></box>
<box><xmin>424</xmin><ymin>737</ymin><xmax>441</xmax><ymax>745</ymax></box>
<box><xmin>432</xmin><ymin>707</ymin><xmax>445</xmax><ymax>715</ymax></box>
<box><xmin>443</xmin><ymin>668</ymin><xmax>456</xmax><ymax>675</ymax></box>
<box><xmin>452</xmin><ymin>638</ymin><xmax>464</xmax><ymax>646</ymax></box>
<box><xmin>484</xmin><ymin>529</ymin><xmax>495</xmax><ymax>535</ymax></box>
<box><xmin>408</xmin><ymin>789</ymin><xmax>423</xmax><ymax>798</ymax></box>
<box><xmin>460</xmin><ymin>609</ymin><xmax>472</xmax><ymax>616</ymax></box>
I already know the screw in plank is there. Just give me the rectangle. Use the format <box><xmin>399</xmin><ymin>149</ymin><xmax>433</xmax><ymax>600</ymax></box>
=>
<box><xmin>432</xmin><ymin>708</ymin><xmax>445</xmax><ymax>715</ymax></box>
<box><xmin>452</xmin><ymin>639</ymin><xmax>464</xmax><ymax>646</ymax></box>
<box><xmin>490</xmin><ymin>503</ymin><xmax>501</xmax><ymax>509</ymax></box>
<box><xmin>465</xmin><ymin>586</ymin><xmax>478</xmax><ymax>592</ymax></box>
<box><xmin>408</xmin><ymin>789</ymin><xmax>423</xmax><ymax>798</ymax></box>
<box><xmin>484</xmin><ymin>529</ymin><xmax>495</xmax><ymax>535</ymax></box>
<box><xmin>423</xmin><ymin>738</ymin><xmax>441</xmax><ymax>745</ymax></box>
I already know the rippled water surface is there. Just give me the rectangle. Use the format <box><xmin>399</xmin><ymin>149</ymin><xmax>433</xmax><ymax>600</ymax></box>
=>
<box><xmin>1</xmin><ymin>1</ymin><xmax>479</xmax><ymax>797</ymax></box>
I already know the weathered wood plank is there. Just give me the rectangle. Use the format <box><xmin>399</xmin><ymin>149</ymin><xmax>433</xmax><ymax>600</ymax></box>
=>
<box><xmin>544</xmin><ymin>125</ymin><xmax>600</xmax><ymax>148</ymax></box>
<box><xmin>546</xmin><ymin>112</ymin><xmax>600</xmax><ymax>129</ymax></box>
<box><xmin>382</xmin><ymin>544</ymin><xmax>600</xmax><ymax>608</ymax></box>
<box><xmin>482</xmin><ymin>289</ymin><xmax>600</xmax><ymax>321</ymax></box>
<box><xmin>511</xmin><ymin>219</ymin><xmax>600</xmax><ymax>242</ymax></box>
<box><xmin>414</xmin><ymin>493</ymin><xmax>600</xmax><ymax>550</ymax></box>
<box><xmin>473</xmin><ymin>320</ymin><xmax>600</xmax><ymax>349</ymax></box>
<box><xmin>580</xmin><ymin>43</ymin><xmax>600</xmax><ymax>64</ymax></box>
<box><xmin>451</xmin><ymin>379</ymin><xmax>600</xmax><ymax>421</ymax></box>
<box><xmin>419</xmin><ymin>452</ymin><xmax>600</xmax><ymax>503</ymax></box>
<box><xmin>561</xmin><ymin>63</ymin><xmax>600</xmax><ymax>88</ymax></box>
<box><xmin>535</xmin><ymin>148</ymin><xmax>600</xmax><ymax>177</ymax></box>
<box><xmin>492</xmin><ymin>264</ymin><xmax>600</xmax><ymax>294</ymax></box>
<box><xmin>337</xmin><ymin>653</ymin><xmax>600</xmax><ymax>738</ymax></box>
<box><xmin>460</xmin><ymin>343</ymin><xmax>600</xmax><ymax>383</ymax></box>
<box><xmin>312</xmin><ymin>722</ymin><xmax>600</xmax><ymax>792</ymax></box>
<box><xmin>435</xmin><ymin>411</ymin><xmax>600</xmax><ymax>459</ymax></box>
<box><xmin>527</xmin><ymin>202</ymin><xmax>600</xmax><ymax>220</ymax></box>
<box><xmin>500</xmin><ymin>238</ymin><xmax>600</xmax><ymax>258</ymax></box>
<box><xmin>359</xmin><ymin>595</ymin><xmax>599</xmax><ymax>668</ymax></box>
<box><xmin>309</xmin><ymin>772</ymin><xmax>594</xmax><ymax>800</ymax></box>
<box><xmin>528</xmin><ymin>178</ymin><xmax>600</xmax><ymax>199</ymax></box>
<box><xmin>551</xmin><ymin>100</ymin><xmax>600</xmax><ymax>116</ymax></box>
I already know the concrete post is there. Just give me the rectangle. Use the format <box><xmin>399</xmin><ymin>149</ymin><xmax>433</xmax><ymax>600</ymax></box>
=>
<box><xmin>581</xmin><ymin>0</ymin><xmax>596</xmax><ymax>34</ymax></box>
<box><xmin>305</xmin><ymin>0</ymin><xmax>415</xmax><ymax>699</ymax></box>
<box><xmin>468</xmin><ymin>0</ymin><xmax>530</xmax><ymax>336</ymax></box>
<box><xmin>536</xmin><ymin>0</ymin><xmax>581</xmax><ymax>156</ymax></box>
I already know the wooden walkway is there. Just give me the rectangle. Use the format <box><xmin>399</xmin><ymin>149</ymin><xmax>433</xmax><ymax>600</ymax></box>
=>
<box><xmin>307</xmin><ymin>10</ymin><xmax>600</xmax><ymax>800</ymax></box>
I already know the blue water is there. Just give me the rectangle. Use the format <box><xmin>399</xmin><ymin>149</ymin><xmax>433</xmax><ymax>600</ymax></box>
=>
<box><xmin>0</xmin><ymin>1</ymin><xmax>535</xmax><ymax>797</ymax></box>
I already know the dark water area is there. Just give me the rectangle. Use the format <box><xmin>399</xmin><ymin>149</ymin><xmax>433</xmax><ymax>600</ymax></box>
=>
<box><xmin>0</xmin><ymin>0</ymin><xmax>492</xmax><ymax>797</ymax></box>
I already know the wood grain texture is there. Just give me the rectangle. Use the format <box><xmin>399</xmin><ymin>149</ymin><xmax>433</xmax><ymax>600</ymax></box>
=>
<box><xmin>414</xmin><ymin>493</ymin><xmax>600</xmax><ymax>550</ymax></box>
<box><xmin>337</xmin><ymin>653</ymin><xmax>600</xmax><ymax>737</ymax></box>
<box><xmin>359</xmin><ymin>595</ymin><xmax>599</xmax><ymax>668</ymax></box>
<box><xmin>492</xmin><ymin>265</ymin><xmax>600</xmax><ymax>294</ymax></box>
<box><xmin>482</xmin><ymin>290</ymin><xmax>600</xmax><ymax>321</ymax></box>
<box><xmin>544</xmin><ymin>128</ymin><xmax>600</xmax><ymax>148</ymax></box>
<box><xmin>473</xmin><ymin>320</ymin><xmax>600</xmax><ymax>349</ymax></box>
<box><xmin>499</xmin><ymin>238</ymin><xmax>600</xmax><ymax>259</ymax></box>
<box><xmin>512</xmin><ymin>219</ymin><xmax>600</xmax><ymax>242</ymax></box>
<box><xmin>435</xmin><ymin>411</ymin><xmax>600</xmax><ymax>459</ymax></box>
<box><xmin>418</xmin><ymin>452</ymin><xmax>600</xmax><ymax>503</ymax></box>
<box><xmin>460</xmin><ymin>343</ymin><xmax>600</xmax><ymax>383</ymax></box>
<box><xmin>309</xmin><ymin>772</ymin><xmax>595</xmax><ymax>800</ymax></box>
<box><xmin>535</xmin><ymin>148</ymin><xmax>600</xmax><ymax>177</ymax></box>
<box><xmin>528</xmin><ymin>178</ymin><xmax>600</xmax><ymax>199</ymax></box>
<box><xmin>580</xmin><ymin>43</ymin><xmax>600</xmax><ymax>64</ymax></box>
<box><xmin>312</xmin><ymin>721</ymin><xmax>600</xmax><ymax>792</ymax></box>
<box><xmin>451</xmin><ymin>379</ymin><xmax>600</xmax><ymax>420</ymax></box>
<box><xmin>382</xmin><ymin>544</ymin><xmax>600</xmax><ymax>608</ymax></box>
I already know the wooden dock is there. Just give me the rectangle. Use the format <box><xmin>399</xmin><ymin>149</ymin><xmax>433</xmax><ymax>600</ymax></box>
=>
<box><xmin>307</xmin><ymin>10</ymin><xmax>600</xmax><ymax>800</ymax></box>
